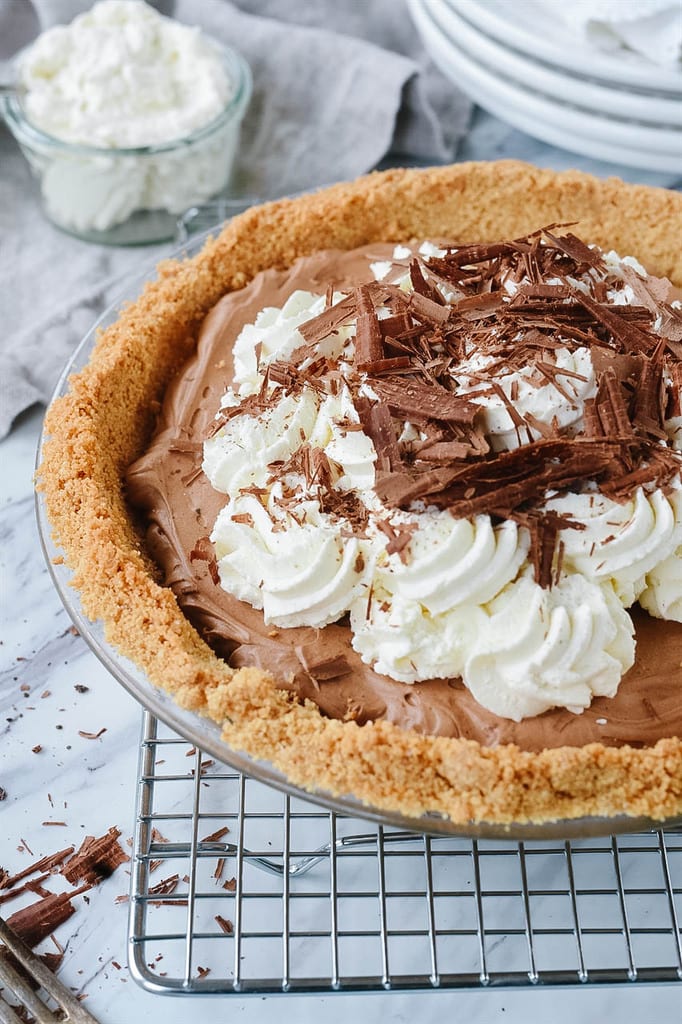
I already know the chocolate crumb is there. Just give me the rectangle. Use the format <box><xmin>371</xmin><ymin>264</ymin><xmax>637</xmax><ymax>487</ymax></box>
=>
<box><xmin>215</xmin><ymin>914</ymin><xmax>234</xmax><ymax>934</ymax></box>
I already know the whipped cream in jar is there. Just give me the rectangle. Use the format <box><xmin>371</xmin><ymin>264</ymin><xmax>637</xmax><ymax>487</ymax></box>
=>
<box><xmin>2</xmin><ymin>0</ymin><xmax>252</xmax><ymax>243</ymax></box>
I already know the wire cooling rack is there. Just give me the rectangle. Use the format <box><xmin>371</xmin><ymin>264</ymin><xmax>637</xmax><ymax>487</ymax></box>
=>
<box><xmin>128</xmin><ymin>711</ymin><xmax>682</xmax><ymax>994</ymax></box>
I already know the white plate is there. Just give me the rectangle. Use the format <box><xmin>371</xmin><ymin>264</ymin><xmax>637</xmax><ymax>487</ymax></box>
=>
<box><xmin>435</xmin><ymin>1</ymin><xmax>681</xmax><ymax>125</ymax></box>
<box><xmin>448</xmin><ymin>0</ymin><xmax>682</xmax><ymax>95</ymax></box>
<box><xmin>409</xmin><ymin>0</ymin><xmax>682</xmax><ymax>171</ymax></box>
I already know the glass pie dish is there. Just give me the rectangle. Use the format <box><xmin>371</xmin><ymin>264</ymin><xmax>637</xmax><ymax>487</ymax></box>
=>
<box><xmin>35</xmin><ymin>216</ymin><xmax>682</xmax><ymax>841</ymax></box>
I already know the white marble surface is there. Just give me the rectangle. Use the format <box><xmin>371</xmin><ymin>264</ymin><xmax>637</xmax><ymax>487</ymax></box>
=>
<box><xmin>2</xmin><ymin>112</ymin><xmax>682</xmax><ymax>1023</ymax></box>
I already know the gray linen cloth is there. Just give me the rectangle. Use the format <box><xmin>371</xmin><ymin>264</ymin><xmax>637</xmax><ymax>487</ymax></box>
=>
<box><xmin>0</xmin><ymin>0</ymin><xmax>471</xmax><ymax>438</ymax></box>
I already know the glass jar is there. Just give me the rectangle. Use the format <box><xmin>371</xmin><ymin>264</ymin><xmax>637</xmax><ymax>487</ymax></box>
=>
<box><xmin>2</xmin><ymin>43</ymin><xmax>252</xmax><ymax>245</ymax></box>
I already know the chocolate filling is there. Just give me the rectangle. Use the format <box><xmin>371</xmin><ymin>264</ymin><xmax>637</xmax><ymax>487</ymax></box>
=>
<box><xmin>127</xmin><ymin>242</ymin><xmax>682</xmax><ymax>752</ymax></box>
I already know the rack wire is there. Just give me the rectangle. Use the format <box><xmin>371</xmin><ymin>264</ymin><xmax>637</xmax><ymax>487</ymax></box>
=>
<box><xmin>128</xmin><ymin>711</ymin><xmax>682</xmax><ymax>994</ymax></box>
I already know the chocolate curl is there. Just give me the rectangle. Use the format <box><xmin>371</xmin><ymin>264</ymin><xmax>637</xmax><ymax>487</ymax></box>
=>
<box><xmin>354</xmin><ymin>285</ymin><xmax>384</xmax><ymax>367</ymax></box>
<box><xmin>409</xmin><ymin>259</ymin><xmax>446</xmax><ymax>305</ymax></box>
<box><xmin>61</xmin><ymin>827</ymin><xmax>129</xmax><ymax>886</ymax></box>
<box><xmin>408</xmin><ymin>290</ymin><xmax>451</xmax><ymax>326</ymax></box>
<box><xmin>355</xmin><ymin>396</ymin><xmax>401</xmax><ymax>473</ymax></box>
<box><xmin>371</xmin><ymin>378</ymin><xmax>479</xmax><ymax>425</ymax></box>
<box><xmin>376</xmin><ymin>439</ymin><xmax>636</xmax><ymax>515</ymax></box>
<box><xmin>632</xmin><ymin>340</ymin><xmax>668</xmax><ymax>440</ymax></box>
<box><xmin>298</xmin><ymin>291</ymin><xmax>358</xmax><ymax>344</ymax></box>
<box><xmin>6</xmin><ymin>885</ymin><xmax>89</xmax><ymax>948</ymax></box>
<box><xmin>0</xmin><ymin>847</ymin><xmax>74</xmax><ymax>891</ymax></box>
<box><xmin>543</xmin><ymin>229</ymin><xmax>604</xmax><ymax>269</ymax></box>
<box><xmin>378</xmin><ymin>311</ymin><xmax>412</xmax><ymax>341</ymax></box>
<box><xmin>594</xmin><ymin>368</ymin><xmax>635</xmax><ymax>438</ymax></box>
<box><xmin>578</xmin><ymin>292</ymin><xmax>657</xmax><ymax>354</ymax></box>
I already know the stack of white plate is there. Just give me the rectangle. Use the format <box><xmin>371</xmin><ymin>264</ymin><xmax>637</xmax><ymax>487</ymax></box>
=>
<box><xmin>408</xmin><ymin>0</ymin><xmax>682</xmax><ymax>172</ymax></box>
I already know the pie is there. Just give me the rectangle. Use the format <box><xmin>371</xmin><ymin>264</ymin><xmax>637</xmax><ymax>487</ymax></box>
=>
<box><xmin>39</xmin><ymin>161</ymin><xmax>682</xmax><ymax>826</ymax></box>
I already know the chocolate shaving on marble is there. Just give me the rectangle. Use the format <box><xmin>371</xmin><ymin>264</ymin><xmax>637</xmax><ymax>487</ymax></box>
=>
<box><xmin>6</xmin><ymin>886</ymin><xmax>90</xmax><ymax>948</ymax></box>
<box><xmin>0</xmin><ymin>848</ymin><xmax>74</xmax><ymax>891</ymax></box>
<box><xmin>61</xmin><ymin>827</ymin><xmax>129</xmax><ymax>886</ymax></box>
<box><xmin>0</xmin><ymin>875</ymin><xmax>51</xmax><ymax>907</ymax></box>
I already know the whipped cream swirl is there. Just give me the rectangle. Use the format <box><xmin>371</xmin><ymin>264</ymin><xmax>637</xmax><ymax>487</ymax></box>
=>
<box><xmin>547</xmin><ymin>480</ymin><xmax>682</xmax><ymax>607</ymax></box>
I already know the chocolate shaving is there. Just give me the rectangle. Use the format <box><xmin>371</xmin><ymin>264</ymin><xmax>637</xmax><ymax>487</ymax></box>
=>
<box><xmin>296</xmin><ymin>650</ymin><xmax>352</xmax><ymax>681</ymax></box>
<box><xmin>355</xmin><ymin>396</ymin><xmax>401</xmax><ymax>472</ymax></box>
<box><xmin>375</xmin><ymin>518</ymin><xmax>418</xmax><ymax>563</ymax></box>
<box><xmin>61</xmin><ymin>827</ymin><xmax>129</xmax><ymax>885</ymax></box>
<box><xmin>451</xmin><ymin>291</ymin><xmax>504</xmax><ymax>318</ymax></box>
<box><xmin>514</xmin><ymin>283</ymin><xmax>571</xmax><ymax>299</ymax></box>
<box><xmin>189</xmin><ymin>535</ymin><xmax>220</xmax><ymax>585</ymax></box>
<box><xmin>297</xmin><ymin>288</ymin><xmax>369</xmax><ymax>345</ymax></box>
<box><xmin>215</xmin><ymin>914</ymin><xmax>234</xmax><ymax>934</ymax></box>
<box><xmin>632</xmin><ymin>341</ymin><xmax>667</xmax><ymax>440</ymax></box>
<box><xmin>409</xmin><ymin>259</ymin><xmax>446</xmax><ymax>305</ymax></box>
<box><xmin>379</xmin><ymin>311</ymin><xmax>412</xmax><ymax>340</ymax></box>
<box><xmin>358</xmin><ymin>356</ymin><xmax>412</xmax><ymax>375</ymax></box>
<box><xmin>370</xmin><ymin>378</ymin><xmax>479</xmax><ymax>425</ymax></box>
<box><xmin>200</xmin><ymin>827</ymin><xmax>229</xmax><ymax>844</ymax></box>
<box><xmin>148</xmin><ymin>874</ymin><xmax>180</xmax><ymax>903</ymax></box>
<box><xmin>594</xmin><ymin>368</ymin><xmax>635</xmax><ymax>437</ymax></box>
<box><xmin>6</xmin><ymin>886</ymin><xmax>90</xmax><ymax>948</ymax></box>
<box><xmin>408</xmin><ymin>290</ymin><xmax>452</xmax><ymax>326</ymax></box>
<box><xmin>415</xmin><ymin>439</ymin><xmax>478</xmax><ymax>462</ymax></box>
<box><xmin>0</xmin><ymin>874</ymin><xmax>51</xmax><ymax>907</ymax></box>
<box><xmin>354</xmin><ymin>285</ymin><xmax>384</xmax><ymax>366</ymax></box>
<box><xmin>0</xmin><ymin>847</ymin><xmax>74</xmax><ymax>891</ymax></box>
<box><xmin>543</xmin><ymin>229</ymin><xmax>603</xmax><ymax>268</ymax></box>
<box><xmin>376</xmin><ymin>438</ymin><xmax>649</xmax><ymax>517</ymax></box>
<box><xmin>40</xmin><ymin>950</ymin><xmax>65</xmax><ymax>973</ymax></box>
<box><xmin>577</xmin><ymin>292</ymin><xmax>658</xmax><ymax>354</ymax></box>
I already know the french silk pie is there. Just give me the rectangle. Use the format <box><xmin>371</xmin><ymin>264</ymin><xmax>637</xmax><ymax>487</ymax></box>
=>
<box><xmin>39</xmin><ymin>163</ymin><xmax>682</xmax><ymax>826</ymax></box>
